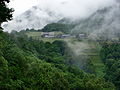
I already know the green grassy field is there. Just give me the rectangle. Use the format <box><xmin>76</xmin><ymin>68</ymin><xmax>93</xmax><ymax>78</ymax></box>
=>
<box><xmin>26</xmin><ymin>32</ymin><xmax>42</xmax><ymax>38</ymax></box>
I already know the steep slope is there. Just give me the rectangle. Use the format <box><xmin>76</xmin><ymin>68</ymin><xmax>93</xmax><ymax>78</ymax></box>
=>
<box><xmin>0</xmin><ymin>31</ymin><xmax>116</xmax><ymax>89</ymax></box>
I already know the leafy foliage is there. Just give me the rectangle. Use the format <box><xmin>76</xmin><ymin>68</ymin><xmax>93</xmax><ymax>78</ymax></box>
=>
<box><xmin>0</xmin><ymin>31</ymin><xmax>115</xmax><ymax>90</ymax></box>
<box><xmin>100</xmin><ymin>42</ymin><xmax>120</xmax><ymax>89</ymax></box>
<box><xmin>0</xmin><ymin>0</ymin><xmax>13</xmax><ymax>26</ymax></box>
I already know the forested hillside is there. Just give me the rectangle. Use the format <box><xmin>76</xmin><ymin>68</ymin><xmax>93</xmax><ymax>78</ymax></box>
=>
<box><xmin>100</xmin><ymin>42</ymin><xmax>120</xmax><ymax>89</ymax></box>
<box><xmin>41</xmin><ymin>23</ymin><xmax>75</xmax><ymax>34</ymax></box>
<box><xmin>0</xmin><ymin>31</ymin><xmax>115</xmax><ymax>90</ymax></box>
<box><xmin>1</xmin><ymin>0</ymin><xmax>120</xmax><ymax>90</ymax></box>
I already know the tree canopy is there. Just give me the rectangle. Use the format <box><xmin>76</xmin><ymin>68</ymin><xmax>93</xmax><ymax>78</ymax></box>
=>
<box><xmin>0</xmin><ymin>0</ymin><xmax>13</xmax><ymax>27</ymax></box>
<box><xmin>0</xmin><ymin>31</ymin><xmax>116</xmax><ymax>89</ymax></box>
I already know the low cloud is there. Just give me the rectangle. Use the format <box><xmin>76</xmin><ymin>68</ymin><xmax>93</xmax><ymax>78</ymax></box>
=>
<box><xmin>3</xmin><ymin>0</ymin><xmax>117</xmax><ymax>32</ymax></box>
<box><xmin>38</xmin><ymin>0</ymin><xmax>116</xmax><ymax>19</ymax></box>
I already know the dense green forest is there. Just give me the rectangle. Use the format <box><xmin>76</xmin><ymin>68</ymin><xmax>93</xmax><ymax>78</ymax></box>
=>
<box><xmin>100</xmin><ymin>42</ymin><xmax>120</xmax><ymax>89</ymax></box>
<box><xmin>41</xmin><ymin>23</ymin><xmax>75</xmax><ymax>34</ymax></box>
<box><xmin>0</xmin><ymin>31</ymin><xmax>116</xmax><ymax>90</ymax></box>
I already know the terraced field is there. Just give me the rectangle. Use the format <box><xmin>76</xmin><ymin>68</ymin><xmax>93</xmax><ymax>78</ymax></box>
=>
<box><xmin>66</xmin><ymin>39</ymin><xmax>105</xmax><ymax>77</ymax></box>
<box><xmin>88</xmin><ymin>42</ymin><xmax>105</xmax><ymax>77</ymax></box>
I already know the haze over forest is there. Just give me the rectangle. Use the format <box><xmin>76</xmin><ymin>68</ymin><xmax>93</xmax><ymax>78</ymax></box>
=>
<box><xmin>0</xmin><ymin>0</ymin><xmax>120</xmax><ymax>90</ymax></box>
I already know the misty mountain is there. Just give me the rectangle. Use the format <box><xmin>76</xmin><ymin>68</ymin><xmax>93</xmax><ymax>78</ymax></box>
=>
<box><xmin>71</xmin><ymin>4</ymin><xmax>120</xmax><ymax>39</ymax></box>
<box><xmin>2</xmin><ymin>6</ymin><xmax>63</xmax><ymax>32</ymax></box>
<box><xmin>40</xmin><ymin>2</ymin><xmax>120</xmax><ymax>40</ymax></box>
<box><xmin>2</xmin><ymin>0</ymin><xmax>120</xmax><ymax>39</ymax></box>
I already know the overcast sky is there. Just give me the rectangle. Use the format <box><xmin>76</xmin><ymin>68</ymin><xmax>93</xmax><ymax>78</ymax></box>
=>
<box><xmin>9</xmin><ymin>0</ymin><xmax>39</xmax><ymax>17</ymax></box>
<box><xmin>9</xmin><ymin>0</ymin><xmax>116</xmax><ymax>18</ymax></box>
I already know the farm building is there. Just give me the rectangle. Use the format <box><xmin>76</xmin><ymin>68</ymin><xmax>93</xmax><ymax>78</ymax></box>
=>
<box><xmin>41</xmin><ymin>32</ymin><xmax>55</xmax><ymax>38</ymax></box>
<box><xmin>76</xmin><ymin>33</ymin><xmax>87</xmax><ymax>40</ymax></box>
<box><xmin>41</xmin><ymin>31</ymin><xmax>73</xmax><ymax>39</ymax></box>
<box><xmin>61</xmin><ymin>34</ymin><xmax>71</xmax><ymax>38</ymax></box>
